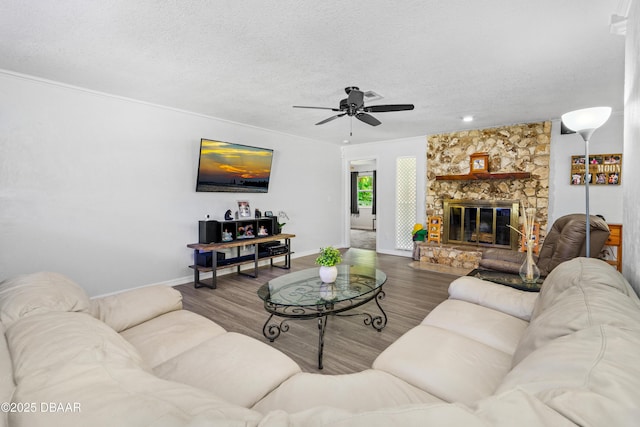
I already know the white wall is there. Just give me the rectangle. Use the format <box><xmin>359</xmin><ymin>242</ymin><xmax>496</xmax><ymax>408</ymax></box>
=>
<box><xmin>342</xmin><ymin>136</ymin><xmax>426</xmax><ymax>257</ymax></box>
<box><xmin>623</xmin><ymin>0</ymin><xmax>640</xmax><ymax>295</ymax></box>
<box><xmin>548</xmin><ymin>114</ymin><xmax>624</xmax><ymax>226</ymax></box>
<box><xmin>0</xmin><ymin>71</ymin><xmax>342</xmax><ymax>296</ymax></box>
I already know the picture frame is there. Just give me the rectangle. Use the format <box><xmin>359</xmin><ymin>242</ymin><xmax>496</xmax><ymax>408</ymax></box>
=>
<box><xmin>237</xmin><ymin>200</ymin><xmax>251</xmax><ymax>218</ymax></box>
<box><xmin>469</xmin><ymin>152</ymin><xmax>489</xmax><ymax>174</ymax></box>
<box><xmin>570</xmin><ymin>153</ymin><xmax>621</xmax><ymax>185</ymax></box>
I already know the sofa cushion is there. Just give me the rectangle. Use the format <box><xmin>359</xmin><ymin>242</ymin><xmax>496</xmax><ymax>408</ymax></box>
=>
<box><xmin>471</xmin><ymin>389</ymin><xmax>577</xmax><ymax>427</ymax></box>
<box><xmin>372</xmin><ymin>324</ymin><xmax>512</xmax><ymax>405</ymax></box>
<box><xmin>120</xmin><ymin>309</ymin><xmax>227</xmax><ymax>368</ymax></box>
<box><xmin>448</xmin><ymin>276</ymin><xmax>538</xmax><ymax>321</ymax></box>
<box><xmin>531</xmin><ymin>257</ymin><xmax>639</xmax><ymax>320</ymax></box>
<box><xmin>153</xmin><ymin>331</ymin><xmax>301</xmax><ymax>408</ymax></box>
<box><xmin>513</xmin><ymin>258</ymin><xmax>640</xmax><ymax>365</ymax></box>
<box><xmin>498</xmin><ymin>325</ymin><xmax>640</xmax><ymax>427</ymax></box>
<box><xmin>90</xmin><ymin>284</ymin><xmax>183</xmax><ymax>332</ymax></box>
<box><xmin>0</xmin><ymin>272</ymin><xmax>90</xmax><ymax>328</ymax></box>
<box><xmin>5</xmin><ymin>311</ymin><xmax>263</xmax><ymax>427</ymax></box>
<box><xmin>6</xmin><ymin>311</ymin><xmax>149</xmax><ymax>383</ymax></box>
<box><xmin>259</xmin><ymin>389</ymin><xmax>576</xmax><ymax>427</ymax></box>
<box><xmin>422</xmin><ymin>299</ymin><xmax>529</xmax><ymax>355</ymax></box>
<box><xmin>253</xmin><ymin>369</ymin><xmax>442</xmax><ymax>414</ymax></box>
<box><xmin>262</xmin><ymin>403</ymin><xmax>485</xmax><ymax>427</ymax></box>
<box><xmin>0</xmin><ymin>322</ymin><xmax>14</xmax><ymax>427</ymax></box>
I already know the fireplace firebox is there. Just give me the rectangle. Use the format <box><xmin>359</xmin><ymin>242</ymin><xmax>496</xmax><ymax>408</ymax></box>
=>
<box><xmin>443</xmin><ymin>199</ymin><xmax>520</xmax><ymax>250</ymax></box>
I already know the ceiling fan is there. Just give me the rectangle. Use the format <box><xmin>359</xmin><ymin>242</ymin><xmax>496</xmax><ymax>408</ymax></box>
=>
<box><xmin>293</xmin><ymin>86</ymin><xmax>414</xmax><ymax>130</ymax></box>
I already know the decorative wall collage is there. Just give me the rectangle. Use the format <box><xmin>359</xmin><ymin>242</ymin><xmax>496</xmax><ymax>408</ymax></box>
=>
<box><xmin>570</xmin><ymin>153</ymin><xmax>622</xmax><ymax>185</ymax></box>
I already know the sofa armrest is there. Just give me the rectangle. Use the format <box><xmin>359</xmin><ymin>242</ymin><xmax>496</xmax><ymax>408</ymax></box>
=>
<box><xmin>448</xmin><ymin>276</ymin><xmax>538</xmax><ymax>321</ymax></box>
<box><xmin>90</xmin><ymin>285</ymin><xmax>183</xmax><ymax>332</ymax></box>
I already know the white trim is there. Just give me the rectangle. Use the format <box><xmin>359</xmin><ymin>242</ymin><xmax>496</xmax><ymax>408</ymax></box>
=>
<box><xmin>610</xmin><ymin>0</ymin><xmax>632</xmax><ymax>35</ymax></box>
<box><xmin>615</xmin><ymin>0</ymin><xmax>632</xmax><ymax>17</ymax></box>
<box><xmin>377</xmin><ymin>248</ymin><xmax>412</xmax><ymax>258</ymax></box>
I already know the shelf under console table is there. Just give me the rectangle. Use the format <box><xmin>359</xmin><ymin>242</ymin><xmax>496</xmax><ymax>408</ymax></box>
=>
<box><xmin>187</xmin><ymin>234</ymin><xmax>295</xmax><ymax>289</ymax></box>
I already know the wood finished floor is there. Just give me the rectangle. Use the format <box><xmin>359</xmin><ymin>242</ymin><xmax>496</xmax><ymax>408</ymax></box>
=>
<box><xmin>175</xmin><ymin>248</ymin><xmax>461</xmax><ymax>375</ymax></box>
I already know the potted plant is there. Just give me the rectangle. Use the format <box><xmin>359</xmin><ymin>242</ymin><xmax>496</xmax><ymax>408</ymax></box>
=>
<box><xmin>315</xmin><ymin>246</ymin><xmax>342</xmax><ymax>283</ymax></box>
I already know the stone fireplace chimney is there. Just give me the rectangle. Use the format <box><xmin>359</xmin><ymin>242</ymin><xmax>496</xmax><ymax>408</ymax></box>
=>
<box><xmin>426</xmin><ymin>121</ymin><xmax>551</xmax><ymax>246</ymax></box>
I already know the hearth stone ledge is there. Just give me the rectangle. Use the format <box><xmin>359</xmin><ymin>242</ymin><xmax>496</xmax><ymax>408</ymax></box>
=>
<box><xmin>416</xmin><ymin>242</ymin><xmax>495</xmax><ymax>270</ymax></box>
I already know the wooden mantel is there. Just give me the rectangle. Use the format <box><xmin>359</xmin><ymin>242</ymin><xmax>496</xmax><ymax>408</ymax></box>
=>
<box><xmin>435</xmin><ymin>172</ymin><xmax>531</xmax><ymax>181</ymax></box>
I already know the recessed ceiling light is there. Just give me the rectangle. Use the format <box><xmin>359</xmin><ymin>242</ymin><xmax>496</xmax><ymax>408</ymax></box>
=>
<box><xmin>342</xmin><ymin>139</ymin><xmax>350</xmax><ymax>144</ymax></box>
<box><xmin>462</xmin><ymin>115</ymin><xmax>474</xmax><ymax>122</ymax></box>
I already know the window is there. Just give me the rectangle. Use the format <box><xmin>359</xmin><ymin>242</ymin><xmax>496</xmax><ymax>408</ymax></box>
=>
<box><xmin>396</xmin><ymin>157</ymin><xmax>417</xmax><ymax>250</ymax></box>
<box><xmin>357</xmin><ymin>174</ymin><xmax>373</xmax><ymax>207</ymax></box>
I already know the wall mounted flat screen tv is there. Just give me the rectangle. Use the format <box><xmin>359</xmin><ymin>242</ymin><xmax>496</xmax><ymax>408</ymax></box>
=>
<box><xmin>196</xmin><ymin>139</ymin><xmax>274</xmax><ymax>193</ymax></box>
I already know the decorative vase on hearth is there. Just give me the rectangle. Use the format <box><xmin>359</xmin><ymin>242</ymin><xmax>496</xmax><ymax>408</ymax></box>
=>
<box><xmin>519</xmin><ymin>245</ymin><xmax>540</xmax><ymax>284</ymax></box>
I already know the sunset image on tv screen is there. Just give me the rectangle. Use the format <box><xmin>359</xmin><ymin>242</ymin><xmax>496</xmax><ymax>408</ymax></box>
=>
<box><xmin>196</xmin><ymin>139</ymin><xmax>274</xmax><ymax>193</ymax></box>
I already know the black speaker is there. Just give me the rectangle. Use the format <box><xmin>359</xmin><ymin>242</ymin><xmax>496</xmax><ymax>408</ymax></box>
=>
<box><xmin>195</xmin><ymin>251</ymin><xmax>225</xmax><ymax>267</ymax></box>
<box><xmin>198</xmin><ymin>221</ymin><xmax>218</xmax><ymax>243</ymax></box>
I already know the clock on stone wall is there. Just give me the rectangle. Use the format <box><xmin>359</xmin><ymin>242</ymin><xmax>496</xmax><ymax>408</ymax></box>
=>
<box><xmin>470</xmin><ymin>152</ymin><xmax>489</xmax><ymax>173</ymax></box>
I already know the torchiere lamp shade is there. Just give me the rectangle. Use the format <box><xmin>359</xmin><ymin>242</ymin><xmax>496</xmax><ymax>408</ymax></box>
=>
<box><xmin>562</xmin><ymin>107</ymin><xmax>612</xmax><ymax>140</ymax></box>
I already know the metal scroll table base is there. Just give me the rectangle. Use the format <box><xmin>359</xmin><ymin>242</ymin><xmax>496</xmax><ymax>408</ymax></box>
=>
<box><xmin>262</xmin><ymin>290</ymin><xmax>387</xmax><ymax>369</ymax></box>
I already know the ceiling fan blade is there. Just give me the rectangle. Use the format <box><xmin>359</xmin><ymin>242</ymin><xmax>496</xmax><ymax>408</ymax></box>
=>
<box><xmin>315</xmin><ymin>113</ymin><xmax>346</xmax><ymax>125</ymax></box>
<box><xmin>347</xmin><ymin>89</ymin><xmax>364</xmax><ymax>109</ymax></box>
<box><xmin>363</xmin><ymin>104</ymin><xmax>415</xmax><ymax>113</ymax></box>
<box><xmin>356</xmin><ymin>112</ymin><xmax>381</xmax><ymax>126</ymax></box>
<box><xmin>294</xmin><ymin>105</ymin><xmax>340</xmax><ymax>111</ymax></box>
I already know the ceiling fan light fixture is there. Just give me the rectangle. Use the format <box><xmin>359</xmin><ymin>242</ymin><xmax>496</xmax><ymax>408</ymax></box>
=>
<box><xmin>293</xmin><ymin>86</ymin><xmax>414</xmax><ymax>132</ymax></box>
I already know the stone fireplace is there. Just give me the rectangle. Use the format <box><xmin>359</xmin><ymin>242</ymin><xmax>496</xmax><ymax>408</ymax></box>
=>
<box><xmin>427</xmin><ymin>121</ymin><xmax>551</xmax><ymax>239</ymax></box>
<box><xmin>418</xmin><ymin>121</ymin><xmax>551</xmax><ymax>269</ymax></box>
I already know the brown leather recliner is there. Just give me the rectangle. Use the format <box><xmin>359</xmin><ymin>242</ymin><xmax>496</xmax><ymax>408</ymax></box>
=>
<box><xmin>478</xmin><ymin>214</ymin><xmax>610</xmax><ymax>277</ymax></box>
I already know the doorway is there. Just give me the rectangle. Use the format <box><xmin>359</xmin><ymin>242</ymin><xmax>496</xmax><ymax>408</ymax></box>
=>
<box><xmin>349</xmin><ymin>159</ymin><xmax>377</xmax><ymax>250</ymax></box>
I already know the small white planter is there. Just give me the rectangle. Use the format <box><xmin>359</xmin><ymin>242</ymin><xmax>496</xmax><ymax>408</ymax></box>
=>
<box><xmin>318</xmin><ymin>265</ymin><xmax>338</xmax><ymax>283</ymax></box>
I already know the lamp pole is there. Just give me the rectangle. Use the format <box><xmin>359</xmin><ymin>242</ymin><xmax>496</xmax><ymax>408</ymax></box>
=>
<box><xmin>574</xmin><ymin>128</ymin><xmax>596</xmax><ymax>257</ymax></box>
<box><xmin>561</xmin><ymin>106</ymin><xmax>611</xmax><ymax>259</ymax></box>
<box><xmin>584</xmin><ymin>136</ymin><xmax>591</xmax><ymax>257</ymax></box>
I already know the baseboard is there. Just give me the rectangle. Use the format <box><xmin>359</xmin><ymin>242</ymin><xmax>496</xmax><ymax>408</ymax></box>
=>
<box><xmin>377</xmin><ymin>248</ymin><xmax>412</xmax><ymax>258</ymax></box>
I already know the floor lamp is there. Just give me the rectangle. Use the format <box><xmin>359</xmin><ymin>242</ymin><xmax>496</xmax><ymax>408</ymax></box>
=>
<box><xmin>561</xmin><ymin>106</ymin><xmax>612</xmax><ymax>257</ymax></box>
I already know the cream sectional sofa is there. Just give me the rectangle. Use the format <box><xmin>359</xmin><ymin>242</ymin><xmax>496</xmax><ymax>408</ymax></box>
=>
<box><xmin>1</xmin><ymin>257</ymin><xmax>639</xmax><ymax>426</ymax></box>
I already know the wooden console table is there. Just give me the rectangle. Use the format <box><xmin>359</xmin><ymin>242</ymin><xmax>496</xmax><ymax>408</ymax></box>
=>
<box><xmin>187</xmin><ymin>233</ymin><xmax>295</xmax><ymax>289</ymax></box>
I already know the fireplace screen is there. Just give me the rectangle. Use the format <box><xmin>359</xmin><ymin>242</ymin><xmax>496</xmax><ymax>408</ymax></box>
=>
<box><xmin>443</xmin><ymin>199</ymin><xmax>519</xmax><ymax>249</ymax></box>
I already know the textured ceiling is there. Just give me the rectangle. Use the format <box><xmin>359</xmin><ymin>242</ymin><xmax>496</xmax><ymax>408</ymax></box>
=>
<box><xmin>0</xmin><ymin>1</ymin><xmax>626</xmax><ymax>144</ymax></box>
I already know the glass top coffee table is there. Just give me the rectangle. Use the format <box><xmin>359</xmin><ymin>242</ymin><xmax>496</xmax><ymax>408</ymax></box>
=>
<box><xmin>257</xmin><ymin>265</ymin><xmax>387</xmax><ymax>369</ymax></box>
<box><xmin>467</xmin><ymin>268</ymin><xmax>543</xmax><ymax>292</ymax></box>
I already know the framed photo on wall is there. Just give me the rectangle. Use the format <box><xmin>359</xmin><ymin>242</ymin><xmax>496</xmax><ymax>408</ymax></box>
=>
<box><xmin>237</xmin><ymin>200</ymin><xmax>251</xmax><ymax>218</ymax></box>
<box><xmin>570</xmin><ymin>153</ymin><xmax>621</xmax><ymax>185</ymax></box>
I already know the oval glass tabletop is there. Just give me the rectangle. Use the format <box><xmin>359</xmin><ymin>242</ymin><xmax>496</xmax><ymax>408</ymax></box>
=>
<box><xmin>257</xmin><ymin>265</ymin><xmax>387</xmax><ymax>307</ymax></box>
